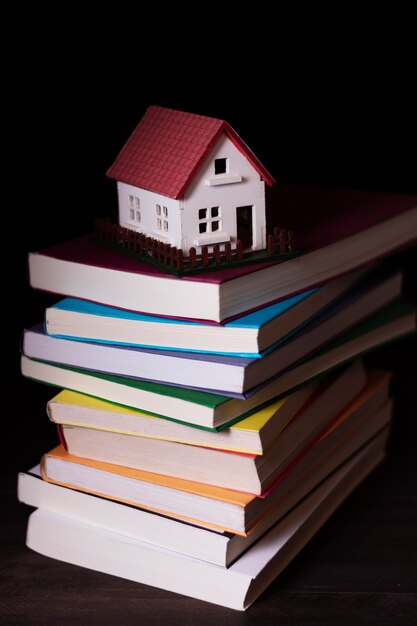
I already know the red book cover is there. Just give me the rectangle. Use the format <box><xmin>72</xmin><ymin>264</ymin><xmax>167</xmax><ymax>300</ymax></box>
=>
<box><xmin>29</xmin><ymin>184</ymin><xmax>417</xmax><ymax>322</ymax></box>
<box><xmin>38</xmin><ymin>184</ymin><xmax>417</xmax><ymax>285</ymax></box>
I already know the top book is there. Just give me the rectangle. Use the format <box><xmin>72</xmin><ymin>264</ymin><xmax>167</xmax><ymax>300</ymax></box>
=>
<box><xmin>28</xmin><ymin>106</ymin><xmax>417</xmax><ymax>322</ymax></box>
<box><xmin>29</xmin><ymin>185</ymin><xmax>417</xmax><ymax>322</ymax></box>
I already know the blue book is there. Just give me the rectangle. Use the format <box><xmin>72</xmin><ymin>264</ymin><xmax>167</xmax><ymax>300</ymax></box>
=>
<box><xmin>29</xmin><ymin>271</ymin><xmax>403</xmax><ymax>397</ymax></box>
<box><xmin>44</xmin><ymin>270</ymin><xmax>364</xmax><ymax>357</ymax></box>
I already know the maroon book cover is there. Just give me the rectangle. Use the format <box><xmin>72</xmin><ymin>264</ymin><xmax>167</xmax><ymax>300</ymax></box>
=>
<box><xmin>36</xmin><ymin>184</ymin><xmax>417</xmax><ymax>286</ymax></box>
<box><xmin>266</xmin><ymin>183</ymin><xmax>417</xmax><ymax>251</ymax></box>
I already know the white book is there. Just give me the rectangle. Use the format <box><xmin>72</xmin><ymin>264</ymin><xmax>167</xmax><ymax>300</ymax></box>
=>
<box><xmin>25</xmin><ymin>433</ymin><xmax>387</xmax><ymax>611</ymax></box>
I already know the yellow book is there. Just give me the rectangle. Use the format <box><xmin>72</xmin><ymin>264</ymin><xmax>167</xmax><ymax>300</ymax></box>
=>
<box><xmin>47</xmin><ymin>360</ymin><xmax>365</xmax><ymax>454</ymax></box>
<box><xmin>41</xmin><ymin>369</ymin><xmax>391</xmax><ymax>534</ymax></box>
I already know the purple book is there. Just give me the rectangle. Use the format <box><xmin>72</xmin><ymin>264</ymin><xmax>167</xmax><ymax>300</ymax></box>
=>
<box><xmin>22</xmin><ymin>269</ymin><xmax>403</xmax><ymax>397</ymax></box>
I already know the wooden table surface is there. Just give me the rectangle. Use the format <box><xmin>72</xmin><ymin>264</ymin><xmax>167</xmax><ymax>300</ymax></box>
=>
<box><xmin>1</xmin><ymin>335</ymin><xmax>416</xmax><ymax>625</ymax></box>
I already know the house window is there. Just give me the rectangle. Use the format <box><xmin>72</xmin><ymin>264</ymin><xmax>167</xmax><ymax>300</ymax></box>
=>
<box><xmin>214</xmin><ymin>158</ymin><xmax>227</xmax><ymax>175</ymax></box>
<box><xmin>198</xmin><ymin>206</ymin><xmax>222</xmax><ymax>234</ymax></box>
<box><xmin>156</xmin><ymin>204</ymin><xmax>168</xmax><ymax>231</ymax></box>
<box><xmin>129</xmin><ymin>196</ymin><xmax>140</xmax><ymax>220</ymax></box>
<box><xmin>129</xmin><ymin>196</ymin><xmax>140</xmax><ymax>208</ymax></box>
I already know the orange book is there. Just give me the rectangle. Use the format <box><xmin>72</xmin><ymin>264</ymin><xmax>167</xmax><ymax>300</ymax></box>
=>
<box><xmin>41</xmin><ymin>371</ymin><xmax>391</xmax><ymax>534</ymax></box>
<box><xmin>58</xmin><ymin>363</ymin><xmax>369</xmax><ymax>494</ymax></box>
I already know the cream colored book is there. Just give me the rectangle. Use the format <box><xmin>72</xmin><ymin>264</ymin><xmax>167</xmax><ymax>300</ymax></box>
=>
<box><xmin>21</xmin><ymin>301</ymin><xmax>416</xmax><ymax>428</ymax></box>
<box><xmin>40</xmin><ymin>385</ymin><xmax>392</xmax><ymax>534</ymax></box>
<box><xmin>26</xmin><ymin>430</ymin><xmax>389</xmax><ymax>611</ymax></box>
<box><xmin>48</xmin><ymin>361</ymin><xmax>364</xmax><ymax>454</ymax></box>
<box><xmin>60</xmin><ymin>367</ymin><xmax>379</xmax><ymax>495</ymax></box>
<box><xmin>19</xmin><ymin>430</ymin><xmax>388</xmax><ymax>567</ymax></box>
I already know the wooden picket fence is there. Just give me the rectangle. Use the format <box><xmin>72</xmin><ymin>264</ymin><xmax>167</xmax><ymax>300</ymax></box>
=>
<box><xmin>94</xmin><ymin>218</ymin><xmax>246</xmax><ymax>272</ymax></box>
<box><xmin>267</xmin><ymin>226</ymin><xmax>295</xmax><ymax>256</ymax></box>
<box><xmin>94</xmin><ymin>218</ymin><xmax>294</xmax><ymax>273</ymax></box>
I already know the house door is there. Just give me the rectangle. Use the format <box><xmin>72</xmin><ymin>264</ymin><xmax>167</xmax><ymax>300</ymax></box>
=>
<box><xmin>236</xmin><ymin>205</ymin><xmax>253</xmax><ymax>249</ymax></box>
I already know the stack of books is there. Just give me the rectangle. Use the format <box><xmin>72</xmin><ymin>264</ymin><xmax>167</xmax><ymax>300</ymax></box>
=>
<box><xmin>18</xmin><ymin>108</ymin><xmax>417</xmax><ymax>611</ymax></box>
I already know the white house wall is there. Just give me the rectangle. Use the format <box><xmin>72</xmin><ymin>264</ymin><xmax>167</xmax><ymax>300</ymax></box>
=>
<box><xmin>117</xmin><ymin>182</ymin><xmax>182</xmax><ymax>248</ymax></box>
<box><xmin>182</xmin><ymin>134</ymin><xmax>266</xmax><ymax>252</ymax></box>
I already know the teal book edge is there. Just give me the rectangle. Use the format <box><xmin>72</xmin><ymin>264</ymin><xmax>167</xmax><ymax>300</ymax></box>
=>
<box><xmin>26</xmin><ymin>302</ymin><xmax>416</xmax><ymax>433</ymax></box>
<box><xmin>45</xmin><ymin>289</ymin><xmax>315</xmax><ymax>358</ymax></box>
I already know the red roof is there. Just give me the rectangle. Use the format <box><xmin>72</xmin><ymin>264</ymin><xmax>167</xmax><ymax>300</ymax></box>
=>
<box><xmin>106</xmin><ymin>106</ymin><xmax>275</xmax><ymax>199</ymax></box>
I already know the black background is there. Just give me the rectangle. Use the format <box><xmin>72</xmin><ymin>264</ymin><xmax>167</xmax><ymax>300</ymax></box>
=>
<box><xmin>2</xmin><ymin>20</ymin><xmax>417</xmax><ymax>624</ymax></box>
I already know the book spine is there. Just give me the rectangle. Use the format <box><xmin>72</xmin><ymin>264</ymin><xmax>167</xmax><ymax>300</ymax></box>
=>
<box><xmin>57</xmin><ymin>425</ymin><xmax>68</xmax><ymax>451</ymax></box>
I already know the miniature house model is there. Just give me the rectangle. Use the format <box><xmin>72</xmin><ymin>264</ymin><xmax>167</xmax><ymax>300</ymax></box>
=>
<box><xmin>107</xmin><ymin>106</ymin><xmax>275</xmax><ymax>254</ymax></box>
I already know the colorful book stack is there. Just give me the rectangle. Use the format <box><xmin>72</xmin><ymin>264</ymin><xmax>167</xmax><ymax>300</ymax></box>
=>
<box><xmin>18</xmin><ymin>107</ymin><xmax>417</xmax><ymax>611</ymax></box>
